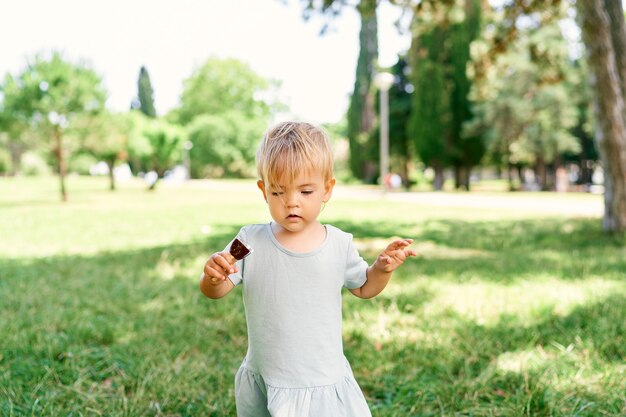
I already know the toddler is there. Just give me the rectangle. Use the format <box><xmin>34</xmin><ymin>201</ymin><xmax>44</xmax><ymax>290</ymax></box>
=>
<box><xmin>200</xmin><ymin>121</ymin><xmax>416</xmax><ymax>416</ymax></box>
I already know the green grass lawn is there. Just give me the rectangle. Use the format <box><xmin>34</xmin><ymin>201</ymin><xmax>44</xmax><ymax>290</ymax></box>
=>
<box><xmin>1</xmin><ymin>176</ymin><xmax>624</xmax><ymax>416</ymax></box>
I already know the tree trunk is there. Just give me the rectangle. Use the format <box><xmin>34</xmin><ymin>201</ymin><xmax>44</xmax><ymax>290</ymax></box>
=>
<box><xmin>454</xmin><ymin>165</ymin><xmax>471</xmax><ymax>190</ymax></box>
<box><xmin>8</xmin><ymin>142</ymin><xmax>24</xmax><ymax>176</ymax></box>
<box><xmin>535</xmin><ymin>154</ymin><xmax>547</xmax><ymax>191</ymax></box>
<box><xmin>578</xmin><ymin>0</ymin><xmax>626</xmax><ymax>232</ymax></box>
<box><xmin>106</xmin><ymin>159</ymin><xmax>116</xmax><ymax>191</ymax></box>
<box><xmin>402</xmin><ymin>156</ymin><xmax>412</xmax><ymax>190</ymax></box>
<box><xmin>507</xmin><ymin>163</ymin><xmax>515</xmax><ymax>191</ymax></box>
<box><xmin>604</xmin><ymin>0</ymin><xmax>626</xmax><ymax>100</ymax></box>
<box><xmin>463</xmin><ymin>165</ymin><xmax>471</xmax><ymax>191</ymax></box>
<box><xmin>53</xmin><ymin>127</ymin><xmax>68</xmax><ymax>202</ymax></box>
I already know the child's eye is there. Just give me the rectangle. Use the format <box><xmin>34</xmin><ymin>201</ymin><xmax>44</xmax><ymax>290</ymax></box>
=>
<box><xmin>271</xmin><ymin>192</ymin><xmax>284</xmax><ymax>196</ymax></box>
<box><xmin>301</xmin><ymin>190</ymin><xmax>313</xmax><ymax>195</ymax></box>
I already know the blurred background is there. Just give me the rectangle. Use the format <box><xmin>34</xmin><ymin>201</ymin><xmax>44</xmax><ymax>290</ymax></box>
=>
<box><xmin>0</xmin><ymin>0</ymin><xmax>614</xmax><ymax>198</ymax></box>
<box><xmin>1</xmin><ymin>0</ymin><xmax>625</xmax><ymax>416</ymax></box>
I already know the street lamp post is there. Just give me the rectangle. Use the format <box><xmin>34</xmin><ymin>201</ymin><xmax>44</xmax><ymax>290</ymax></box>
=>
<box><xmin>374</xmin><ymin>72</ymin><xmax>395</xmax><ymax>192</ymax></box>
<box><xmin>183</xmin><ymin>140</ymin><xmax>193</xmax><ymax>180</ymax></box>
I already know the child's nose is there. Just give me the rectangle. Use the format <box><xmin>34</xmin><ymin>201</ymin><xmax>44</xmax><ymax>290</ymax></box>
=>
<box><xmin>285</xmin><ymin>192</ymin><xmax>299</xmax><ymax>207</ymax></box>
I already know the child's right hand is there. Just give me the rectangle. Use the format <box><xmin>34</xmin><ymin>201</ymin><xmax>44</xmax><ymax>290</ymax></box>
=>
<box><xmin>203</xmin><ymin>251</ymin><xmax>238</xmax><ymax>284</ymax></box>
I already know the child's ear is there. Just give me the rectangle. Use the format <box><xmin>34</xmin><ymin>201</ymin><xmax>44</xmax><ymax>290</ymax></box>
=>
<box><xmin>323</xmin><ymin>178</ymin><xmax>336</xmax><ymax>202</ymax></box>
<box><xmin>257</xmin><ymin>180</ymin><xmax>268</xmax><ymax>202</ymax></box>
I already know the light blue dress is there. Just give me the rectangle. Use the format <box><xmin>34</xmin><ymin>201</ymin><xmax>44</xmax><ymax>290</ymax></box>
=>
<box><xmin>226</xmin><ymin>223</ymin><xmax>372</xmax><ymax>417</ymax></box>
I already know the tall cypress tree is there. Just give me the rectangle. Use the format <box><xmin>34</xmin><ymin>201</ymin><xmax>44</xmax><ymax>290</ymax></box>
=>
<box><xmin>298</xmin><ymin>0</ymin><xmax>379</xmax><ymax>182</ymax></box>
<box><xmin>449</xmin><ymin>0</ymin><xmax>484</xmax><ymax>190</ymax></box>
<box><xmin>408</xmin><ymin>0</ymin><xmax>483</xmax><ymax>190</ymax></box>
<box><xmin>136</xmin><ymin>66</ymin><xmax>156</xmax><ymax>118</ymax></box>
<box><xmin>408</xmin><ymin>24</ymin><xmax>450</xmax><ymax>190</ymax></box>
<box><xmin>346</xmin><ymin>0</ymin><xmax>378</xmax><ymax>182</ymax></box>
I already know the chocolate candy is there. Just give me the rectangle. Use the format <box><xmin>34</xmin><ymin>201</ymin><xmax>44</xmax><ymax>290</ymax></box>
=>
<box><xmin>230</xmin><ymin>238</ymin><xmax>253</xmax><ymax>260</ymax></box>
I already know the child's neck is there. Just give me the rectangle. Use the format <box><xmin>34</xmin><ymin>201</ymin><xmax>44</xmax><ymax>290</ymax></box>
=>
<box><xmin>271</xmin><ymin>221</ymin><xmax>326</xmax><ymax>253</ymax></box>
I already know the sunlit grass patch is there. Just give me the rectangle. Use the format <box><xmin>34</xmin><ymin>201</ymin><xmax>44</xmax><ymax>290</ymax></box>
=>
<box><xmin>424</xmin><ymin>278</ymin><xmax>623</xmax><ymax>326</ymax></box>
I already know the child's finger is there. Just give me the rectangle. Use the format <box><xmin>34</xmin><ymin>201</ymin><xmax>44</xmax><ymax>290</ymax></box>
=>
<box><xmin>204</xmin><ymin>266</ymin><xmax>226</xmax><ymax>281</ymax></box>
<box><xmin>388</xmin><ymin>238</ymin><xmax>413</xmax><ymax>250</ymax></box>
<box><xmin>213</xmin><ymin>253</ymin><xmax>236</xmax><ymax>274</ymax></box>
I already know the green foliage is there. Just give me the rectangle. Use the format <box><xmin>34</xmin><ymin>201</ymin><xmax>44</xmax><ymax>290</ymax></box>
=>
<box><xmin>409</xmin><ymin>27</ymin><xmax>450</xmax><ymax>169</ymax></box>
<box><xmin>126</xmin><ymin>114</ymin><xmax>186</xmax><ymax>189</ymax></box>
<box><xmin>68</xmin><ymin>153</ymin><xmax>98</xmax><ymax>175</ymax></box>
<box><xmin>0</xmin><ymin>144</ymin><xmax>11</xmax><ymax>174</ymax></box>
<box><xmin>70</xmin><ymin>110</ymin><xmax>140</xmax><ymax>190</ymax></box>
<box><xmin>186</xmin><ymin>111</ymin><xmax>264</xmax><ymax>178</ymax></box>
<box><xmin>2</xmin><ymin>51</ymin><xmax>107</xmax><ymax>124</ymax></box>
<box><xmin>466</xmin><ymin>19</ymin><xmax>581</xmax><ymax>172</ymax></box>
<box><xmin>449</xmin><ymin>0</ymin><xmax>485</xmax><ymax>189</ymax></box>
<box><xmin>176</xmin><ymin>57</ymin><xmax>273</xmax><ymax>126</ymax></box>
<box><xmin>74</xmin><ymin>111</ymin><xmax>133</xmax><ymax>161</ymax></box>
<box><xmin>171</xmin><ymin>57</ymin><xmax>277</xmax><ymax>179</ymax></box>
<box><xmin>409</xmin><ymin>0</ymin><xmax>484</xmax><ymax>190</ymax></box>
<box><xmin>135</xmin><ymin>66</ymin><xmax>157</xmax><ymax>118</ymax></box>
<box><xmin>0</xmin><ymin>177</ymin><xmax>624</xmax><ymax>416</ymax></box>
<box><xmin>387</xmin><ymin>58</ymin><xmax>412</xmax><ymax>162</ymax></box>
<box><xmin>143</xmin><ymin>119</ymin><xmax>185</xmax><ymax>175</ymax></box>
<box><xmin>0</xmin><ymin>51</ymin><xmax>107</xmax><ymax>199</ymax></box>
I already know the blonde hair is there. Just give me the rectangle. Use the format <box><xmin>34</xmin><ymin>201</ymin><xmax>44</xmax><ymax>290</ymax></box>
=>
<box><xmin>256</xmin><ymin>121</ymin><xmax>334</xmax><ymax>188</ymax></box>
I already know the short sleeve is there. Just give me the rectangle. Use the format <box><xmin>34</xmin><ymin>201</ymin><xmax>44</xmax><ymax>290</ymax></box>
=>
<box><xmin>224</xmin><ymin>228</ymin><xmax>247</xmax><ymax>286</ymax></box>
<box><xmin>344</xmin><ymin>235</ymin><xmax>368</xmax><ymax>289</ymax></box>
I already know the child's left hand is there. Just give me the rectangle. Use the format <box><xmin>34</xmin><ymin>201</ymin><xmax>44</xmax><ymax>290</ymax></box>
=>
<box><xmin>374</xmin><ymin>238</ymin><xmax>417</xmax><ymax>272</ymax></box>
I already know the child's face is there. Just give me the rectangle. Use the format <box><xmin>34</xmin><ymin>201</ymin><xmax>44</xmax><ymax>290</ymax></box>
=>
<box><xmin>257</xmin><ymin>170</ymin><xmax>335</xmax><ymax>235</ymax></box>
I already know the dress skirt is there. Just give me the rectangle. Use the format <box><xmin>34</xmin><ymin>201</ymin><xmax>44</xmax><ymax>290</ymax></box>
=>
<box><xmin>234</xmin><ymin>357</ymin><xmax>372</xmax><ymax>417</ymax></box>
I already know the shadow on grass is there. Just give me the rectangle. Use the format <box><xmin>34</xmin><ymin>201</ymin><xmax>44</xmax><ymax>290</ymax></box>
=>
<box><xmin>352</xmin><ymin>294</ymin><xmax>625</xmax><ymax>416</ymax></box>
<box><xmin>346</xmin><ymin>298</ymin><xmax>625</xmax><ymax>415</ymax></box>
<box><xmin>0</xmin><ymin>225</ymin><xmax>246</xmax><ymax>416</ymax></box>
<box><xmin>332</xmin><ymin>218</ymin><xmax>625</xmax><ymax>415</ymax></box>
<box><xmin>1</xmin><ymin>218</ymin><xmax>624</xmax><ymax>416</ymax></box>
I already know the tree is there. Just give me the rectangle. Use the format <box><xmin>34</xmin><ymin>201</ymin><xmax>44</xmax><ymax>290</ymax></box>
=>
<box><xmin>73</xmin><ymin>111</ymin><xmax>135</xmax><ymax>190</ymax></box>
<box><xmin>466</xmin><ymin>17</ymin><xmax>581</xmax><ymax>190</ymax></box>
<box><xmin>128</xmin><ymin>116</ymin><xmax>186</xmax><ymax>190</ymax></box>
<box><xmin>299</xmin><ymin>0</ymin><xmax>379</xmax><ymax>182</ymax></box>
<box><xmin>448</xmin><ymin>0</ymin><xmax>484</xmax><ymax>190</ymax></box>
<box><xmin>408</xmin><ymin>0</ymin><xmax>483</xmax><ymax>191</ymax></box>
<box><xmin>576</xmin><ymin>0</ymin><xmax>626</xmax><ymax>232</ymax></box>
<box><xmin>408</xmin><ymin>3</ymin><xmax>454</xmax><ymax>190</ymax></box>
<box><xmin>176</xmin><ymin>57</ymin><xmax>273</xmax><ymax>126</ymax></box>
<box><xmin>132</xmin><ymin>66</ymin><xmax>157</xmax><ymax>118</ymax></box>
<box><xmin>566</xmin><ymin>60</ymin><xmax>597</xmax><ymax>187</ymax></box>
<box><xmin>465</xmin><ymin>0</ymin><xmax>626</xmax><ymax>229</ymax></box>
<box><xmin>171</xmin><ymin>57</ymin><xmax>278</xmax><ymax>178</ymax></box>
<box><xmin>347</xmin><ymin>0</ymin><xmax>379</xmax><ymax>182</ymax></box>
<box><xmin>0</xmin><ymin>99</ymin><xmax>33</xmax><ymax>176</ymax></box>
<box><xmin>0</xmin><ymin>51</ymin><xmax>106</xmax><ymax>200</ymax></box>
<box><xmin>186</xmin><ymin>111</ymin><xmax>264</xmax><ymax>178</ymax></box>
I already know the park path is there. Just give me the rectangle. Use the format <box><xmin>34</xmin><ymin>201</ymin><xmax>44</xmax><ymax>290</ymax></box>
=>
<box><xmin>189</xmin><ymin>180</ymin><xmax>603</xmax><ymax>217</ymax></box>
<box><xmin>331</xmin><ymin>186</ymin><xmax>604</xmax><ymax>217</ymax></box>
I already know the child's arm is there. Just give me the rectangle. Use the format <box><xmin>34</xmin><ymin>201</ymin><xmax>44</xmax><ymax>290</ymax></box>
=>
<box><xmin>199</xmin><ymin>251</ymin><xmax>237</xmax><ymax>299</ymax></box>
<box><xmin>350</xmin><ymin>239</ymin><xmax>417</xmax><ymax>299</ymax></box>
